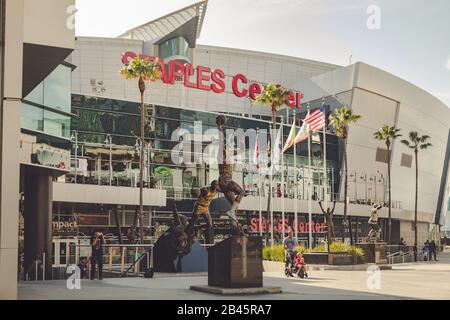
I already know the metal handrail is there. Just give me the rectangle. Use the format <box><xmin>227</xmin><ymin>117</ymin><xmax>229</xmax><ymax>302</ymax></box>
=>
<box><xmin>387</xmin><ymin>249</ymin><xmax>414</xmax><ymax>264</ymax></box>
<box><xmin>120</xmin><ymin>251</ymin><xmax>149</xmax><ymax>277</ymax></box>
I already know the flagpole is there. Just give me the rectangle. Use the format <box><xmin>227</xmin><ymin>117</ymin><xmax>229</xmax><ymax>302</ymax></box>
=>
<box><xmin>270</xmin><ymin>136</ymin><xmax>274</xmax><ymax>246</ymax></box>
<box><xmin>307</xmin><ymin>107</ymin><xmax>313</xmax><ymax>250</ymax></box>
<box><xmin>322</xmin><ymin>100</ymin><xmax>328</xmax><ymax>209</ymax></box>
<box><xmin>256</xmin><ymin>128</ymin><xmax>263</xmax><ymax>237</ymax></box>
<box><xmin>280</xmin><ymin>117</ymin><xmax>286</xmax><ymax>240</ymax></box>
<box><xmin>293</xmin><ymin>109</ymin><xmax>298</xmax><ymax>240</ymax></box>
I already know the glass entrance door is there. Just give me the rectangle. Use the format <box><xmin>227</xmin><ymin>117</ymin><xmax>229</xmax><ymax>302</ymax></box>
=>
<box><xmin>53</xmin><ymin>239</ymin><xmax>78</xmax><ymax>267</ymax></box>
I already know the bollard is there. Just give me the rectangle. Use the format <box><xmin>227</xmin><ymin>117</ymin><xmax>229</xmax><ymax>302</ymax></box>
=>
<box><xmin>108</xmin><ymin>247</ymin><xmax>113</xmax><ymax>272</ymax></box>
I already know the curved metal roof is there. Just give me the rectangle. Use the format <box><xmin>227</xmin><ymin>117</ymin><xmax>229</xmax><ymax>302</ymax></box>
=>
<box><xmin>117</xmin><ymin>0</ymin><xmax>208</xmax><ymax>43</ymax></box>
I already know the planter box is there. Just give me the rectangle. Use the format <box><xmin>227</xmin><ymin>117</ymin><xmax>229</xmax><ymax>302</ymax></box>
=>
<box><xmin>328</xmin><ymin>252</ymin><xmax>356</xmax><ymax>265</ymax></box>
<box><xmin>303</xmin><ymin>253</ymin><xmax>328</xmax><ymax>265</ymax></box>
<box><xmin>304</xmin><ymin>252</ymin><xmax>356</xmax><ymax>265</ymax></box>
<box><xmin>356</xmin><ymin>243</ymin><xmax>387</xmax><ymax>264</ymax></box>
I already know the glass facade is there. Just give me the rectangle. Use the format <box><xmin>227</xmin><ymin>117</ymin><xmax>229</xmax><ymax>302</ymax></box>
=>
<box><xmin>70</xmin><ymin>93</ymin><xmax>341</xmax><ymax>199</ymax></box>
<box><xmin>21</xmin><ymin>64</ymin><xmax>72</xmax><ymax>139</ymax></box>
<box><xmin>159</xmin><ymin>36</ymin><xmax>189</xmax><ymax>60</ymax></box>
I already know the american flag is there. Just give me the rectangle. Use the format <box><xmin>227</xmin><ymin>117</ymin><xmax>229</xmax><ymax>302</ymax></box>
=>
<box><xmin>304</xmin><ymin>106</ymin><xmax>326</xmax><ymax>133</ymax></box>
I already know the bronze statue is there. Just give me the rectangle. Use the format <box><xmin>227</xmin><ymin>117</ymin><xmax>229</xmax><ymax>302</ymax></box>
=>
<box><xmin>188</xmin><ymin>180</ymin><xmax>220</xmax><ymax>244</ymax></box>
<box><xmin>216</xmin><ymin>115</ymin><xmax>245</xmax><ymax>235</ymax></box>
<box><xmin>168</xmin><ymin>204</ymin><xmax>195</xmax><ymax>254</ymax></box>
<box><xmin>367</xmin><ymin>203</ymin><xmax>383</xmax><ymax>243</ymax></box>
<box><xmin>318</xmin><ymin>200</ymin><xmax>336</xmax><ymax>240</ymax></box>
<box><xmin>153</xmin><ymin>203</ymin><xmax>203</xmax><ymax>272</ymax></box>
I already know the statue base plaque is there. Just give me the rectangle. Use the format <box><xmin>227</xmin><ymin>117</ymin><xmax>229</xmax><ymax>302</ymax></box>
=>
<box><xmin>190</xmin><ymin>235</ymin><xmax>281</xmax><ymax>295</ymax></box>
<box><xmin>208</xmin><ymin>235</ymin><xmax>263</xmax><ymax>288</ymax></box>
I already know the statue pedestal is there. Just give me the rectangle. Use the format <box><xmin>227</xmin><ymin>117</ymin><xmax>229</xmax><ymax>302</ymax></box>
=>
<box><xmin>208</xmin><ymin>236</ymin><xmax>263</xmax><ymax>288</ymax></box>
<box><xmin>357</xmin><ymin>242</ymin><xmax>388</xmax><ymax>264</ymax></box>
<box><xmin>190</xmin><ymin>235</ymin><xmax>281</xmax><ymax>295</ymax></box>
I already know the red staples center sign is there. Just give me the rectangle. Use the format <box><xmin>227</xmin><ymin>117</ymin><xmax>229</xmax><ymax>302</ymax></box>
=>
<box><xmin>122</xmin><ymin>52</ymin><xmax>304</xmax><ymax>108</ymax></box>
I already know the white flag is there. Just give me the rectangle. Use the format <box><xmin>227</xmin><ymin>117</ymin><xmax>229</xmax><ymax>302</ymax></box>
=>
<box><xmin>294</xmin><ymin>120</ymin><xmax>310</xmax><ymax>145</ymax></box>
<box><xmin>271</xmin><ymin>127</ymin><xmax>282</xmax><ymax>171</ymax></box>
<box><xmin>253</xmin><ymin>133</ymin><xmax>261</xmax><ymax>169</ymax></box>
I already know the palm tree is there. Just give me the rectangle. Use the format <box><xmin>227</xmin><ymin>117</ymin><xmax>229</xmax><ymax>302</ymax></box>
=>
<box><xmin>255</xmin><ymin>84</ymin><xmax>290</xmax><ymax>243</ymax></box>
<box><xmin>328</xmin><ymin>106</ymin><xmax>361</xmax><ymax>244</ymax></box>
<box><xmin>120</xmin><ymin>56</ymin><xmax>162</xmax><ymax>243</ymax></box>
<box><xmin>401</xmin><ymin>132</ymin><xmax>432</xmax><ymax>261</ymax></box>
<box><xmin>373</xmin><ymin>125</ymin><xmax>401</xmax><ymax>245</ymax></box>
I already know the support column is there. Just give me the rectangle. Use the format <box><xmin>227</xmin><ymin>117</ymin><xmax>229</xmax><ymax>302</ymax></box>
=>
<box><xmin>0</xmin><ymin>0</ymin><xmax>24</xmax><ymax>300</ymax></box>
<box><xmin>23</xmin><ymin>172</ymin><xmax>53</xmax><ymax>280</ymax></box>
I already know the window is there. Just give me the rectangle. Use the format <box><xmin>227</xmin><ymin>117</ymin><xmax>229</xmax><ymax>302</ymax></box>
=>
<box><xmin>25</xmin><ymin>82</ymin><xmax>44</xmax><ymax>105</ymax></box>
<box><xmin>375</xmin><ymin>148</ymin><xmax>389</xmax><ymax>163</ymax></box>
<box><xmin>159</xmin><ymin>37</ymin><xmax>189</xmax><ymax>59</ymax></box>
<box><xmin>21</xmin><ymin>104</ymin><xmax>44</xmax><ymax>131</ymax></box>
<box><xmin>43</xmin><ymin>65</ymin><xmax>72</xmax><ymax>113</ymax></box>
<box><xmin>24</xmin><ymin>65</ymin><xmax>72</xmax><ymax>113</ymax></box>
<box><xmin>44</xmin><ymin>110</ymin><xmax>70</xmax><ymax>138</ymax></box>
<box><xmin>401</xmin><ymin>153</ymin><xmax>413</xmax><ymax>168</ymax></box>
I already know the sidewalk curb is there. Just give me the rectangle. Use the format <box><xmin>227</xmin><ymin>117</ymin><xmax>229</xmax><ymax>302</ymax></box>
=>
<box><xmin>263</xmin><ymin>260</ymin><xmax>392</xmax><ymax>272</ymax></box>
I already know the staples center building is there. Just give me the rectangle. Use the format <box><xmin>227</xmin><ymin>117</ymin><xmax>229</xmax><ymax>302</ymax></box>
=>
<box><xmin>31</xmin><ymin>0</ymin><xmax>449</xmax><ymax>256</ymax></box>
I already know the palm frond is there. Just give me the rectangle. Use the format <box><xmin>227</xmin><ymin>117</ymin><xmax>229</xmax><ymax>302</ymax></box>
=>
<box><xmin>328</xmin><ymin>106</ymin><xmax>361</xmax><ymax>139</ymax></box>
<box><xmin>409</xmin><ymin>131</ymin><xmax>419</xmax><ymax>142</ymax></box>
<box><xmin>400</xmin><ymin>139</ymin><xmax>410</xmax><ymax>146</ymax></box>
<box><xmin>254</xmin><ymin>83</ymin><xmax>290</xmax><ymax>111</ymax></box>
<box><xmin>420</xmin><ymin>143</ymin><xmax>432</xmax><ymax>150</ymax></box>
<box><xmin>120</xmin><ymin>56</ymin><xmax>162</xmax><ymax>81</ymax></box>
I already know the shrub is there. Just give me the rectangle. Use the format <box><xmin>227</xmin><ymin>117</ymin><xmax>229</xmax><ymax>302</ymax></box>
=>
<box><xmin>262</xmin><ymin>244</ymin><xmax>308</xmax><ymax>262</ymax></box>
<box><xmin>310</xmin><ymin>242</ymin><xmax>365</xmax><ymax>260</ymax></box>
<box><xmin>262</xmin><ymin>243</ymin><xmax>365</xmax><ymax>262</ymax></box>
<box><xmin>262</xmin><ymin>245</ymin><xmax>285</xmax><ymax>262</ymax></box>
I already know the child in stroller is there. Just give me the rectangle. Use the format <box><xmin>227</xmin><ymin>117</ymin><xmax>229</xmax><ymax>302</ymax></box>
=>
<box><xmin>285</xmin><ymin>252</ymin><xmax>308</xmax><ymax>278</ymax></box>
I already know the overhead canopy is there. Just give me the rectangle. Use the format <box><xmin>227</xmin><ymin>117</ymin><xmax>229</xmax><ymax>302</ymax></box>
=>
<box><xmin>118</xmin><ymin>0</ymin><xmax>208</xmax><ymax>46</ymax></box>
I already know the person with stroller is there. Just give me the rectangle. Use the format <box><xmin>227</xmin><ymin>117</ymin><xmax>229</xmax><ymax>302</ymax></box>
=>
<box><xmin>283</xmin><ymin>230</ymin><xmax>297</xmax><ymax>269</ymax></box>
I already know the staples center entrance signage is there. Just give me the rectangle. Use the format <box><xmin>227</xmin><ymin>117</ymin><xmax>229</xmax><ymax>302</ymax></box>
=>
<box><xmin>121</xmin><ymin>52</ymin><xmax>304</xmax><ymax>108</ymax></box>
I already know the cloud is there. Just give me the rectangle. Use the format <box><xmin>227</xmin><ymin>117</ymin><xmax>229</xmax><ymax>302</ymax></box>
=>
<box><xmin>447</xmin><ymin>57</ymin><xmax>450</xmax><ymax>70</ymax></box>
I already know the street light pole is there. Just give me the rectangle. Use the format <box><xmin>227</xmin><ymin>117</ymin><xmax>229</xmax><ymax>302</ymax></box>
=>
<box><xmin>105</xmin><ymin>134</ymin><xmax>113</xmax><ymax>186</ymax></box>
<box><xmin>369</xmin><ymin>175</ymin><xmax>377</xmax><ymax>203</ymax></box>
<box><xmin>360</xmin><ymin>173</ymin><xmax>367</xmax><ymax>204</ymax></box>
<box><xmin>377</xmin><ymin>170</ymin><xmax>386</xmax><ymax>204</ymax></box>
<box><xmin>350</xmin><ymin>170</ymin><xmax>357</xmax><ymax>202</ymax></box>
<box><xmin>71</xmin><ymin>131</ymin><xmax>78</xmax><ymax>184</ymax></box>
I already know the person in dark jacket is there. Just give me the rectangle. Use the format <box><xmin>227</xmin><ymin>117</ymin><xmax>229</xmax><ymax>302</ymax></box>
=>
<box><xmin>90</xmin><ymin>230</ymin><xmax>105</xmax><ymax>279</ymax></box>
<box><xmin>428</xmin><ymin>240</ymin><xmax>438</xmax><ymax>262</ymax></box>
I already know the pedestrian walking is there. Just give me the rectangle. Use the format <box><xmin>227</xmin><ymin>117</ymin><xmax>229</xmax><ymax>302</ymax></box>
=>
<box><xmin>428</xmin><ymin>240</ymin><xmax>438</xmax><ymax>262</ymax></box>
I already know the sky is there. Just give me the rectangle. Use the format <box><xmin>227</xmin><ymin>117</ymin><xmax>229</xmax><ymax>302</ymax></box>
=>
<box><xmin>74</xmin><ymin>0</ymin><xmax>450</xmax><ymax>107</ymax></box>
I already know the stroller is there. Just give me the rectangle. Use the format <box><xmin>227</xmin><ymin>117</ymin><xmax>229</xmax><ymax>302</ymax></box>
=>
<box><xmin>285</xmin><ymin>251</ymin><xmax>308</xmax><ymax>278</ymax></box>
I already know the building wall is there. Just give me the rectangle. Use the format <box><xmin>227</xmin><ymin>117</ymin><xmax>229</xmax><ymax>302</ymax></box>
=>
<box><xmin>0</xmin><ymin>0</ymin><xmax>75</xmax><ymax>299</ymax></box>
<box><xmin>69</xmin><ymin>38</ymin><xmax>339</xmax><ymax>117</ymax></box>
<box><xmin>67</xmin><ymin>39</ymin><xmax>450</xmax><ymax>231</ymax></box>
<box><xmin>308</xmin><ymin>62</ymin><xmax>450</xmax><ymax>224</ymax></box>
<box><xmin>23</xmin><ymin>0</ymin><xmax>75</xmax><ymax>49</ymax></box>
<box><xmin>400</xmin><ymin>220</ymin><xmax>429</xmax><ymax>247</ymax></box>
<box><xmin>0</xmin><ymin>0</ymin><xmax>24</xmax><ymax>300</ymax></box>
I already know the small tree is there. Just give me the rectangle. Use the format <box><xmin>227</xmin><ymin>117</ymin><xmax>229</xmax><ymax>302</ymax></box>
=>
<box><xmin>401</xmin><ymin>132</ymin><xmax>432</xmax><ymax>261</ymax></box>
<box><xmin>373</xmin><ymin>125</ymin><xmax>401</xmax><ymax>245</ymax></box>
<box><xmin>328</xmin><ymin>106</ymin><xmax>361</xmax><ymax>244</ymax></box>
<box><xmin>120</xmin><ymin>56</ymin><xmax>162</xmax><ymax>243</ymax></box>
<box><xmin>255</xmin><ymin>84</ymin><xmax>290</xmax><ymax>243</ymax></box>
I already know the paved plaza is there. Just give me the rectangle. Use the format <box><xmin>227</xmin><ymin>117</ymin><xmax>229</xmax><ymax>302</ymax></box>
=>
<box><xmin>18</xmin><ymin>250</ymin><xmax>450</xmax><ymax>300</ymax></box>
